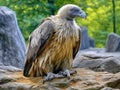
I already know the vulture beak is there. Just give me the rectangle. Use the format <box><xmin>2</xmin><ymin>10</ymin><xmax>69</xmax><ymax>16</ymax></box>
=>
<box><xmin>78</xmin><ymin>10</ymin><xmax>86</xmax><ymax>19</ymax></box>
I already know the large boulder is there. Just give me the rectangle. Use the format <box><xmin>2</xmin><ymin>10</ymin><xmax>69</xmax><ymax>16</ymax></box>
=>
<box><xmin>80</xmin><ymin>27</ymin><xmax>95</xmax><ymax>50</ymax></box>
<box><xmin>106</xmin><ymin>33</ymin><xmax>120</xmax><ymax>52</ymax></box>
<box><xmin>0</xmin><ymin>6</ymin><xmax>26</xmax><ymax>69</ymax></box>
<box><xmin>73</xmin><ymin>48</ymin><xmax>120</xmax><ymax>73</ymax></box>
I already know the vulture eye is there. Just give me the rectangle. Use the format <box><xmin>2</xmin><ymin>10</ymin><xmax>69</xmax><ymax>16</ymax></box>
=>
<box><xmin>75</xmin><ymin>9</ymin><xmax>80</xmax><ymax>12</ymax></box>
<box><xmin>70</xmin><ymin>7</ymin><xmax>80</xmax><ymax>12</ymax></box>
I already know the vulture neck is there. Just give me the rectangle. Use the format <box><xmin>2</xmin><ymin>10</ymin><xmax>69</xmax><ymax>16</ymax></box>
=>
<box><xmin>66</xmin><ymin>17</ymin><xmax>73</xmax><ymax>21</ymax></box>
<box><xmin>57</xmin><ymin>14</ymin><xmax>74</xmax><ymax>22</ymax></box>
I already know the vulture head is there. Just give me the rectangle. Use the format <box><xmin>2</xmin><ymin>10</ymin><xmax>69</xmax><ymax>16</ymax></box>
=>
<box><xmin>57</xmin><ymin>4</ymin><xmax>86</xmax><ymax>20</ymax></box>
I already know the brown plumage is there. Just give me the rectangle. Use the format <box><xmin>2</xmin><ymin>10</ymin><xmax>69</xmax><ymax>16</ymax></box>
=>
<box><xmin>23</xmin><ymin>4</ymin><xmax>86</xmax><ymax>79</ymax></box>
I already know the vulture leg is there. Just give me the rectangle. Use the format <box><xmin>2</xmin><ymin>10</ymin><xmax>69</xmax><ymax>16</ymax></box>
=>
<box><xmin>43</xmin><ymin>72</ymin><xmax>64</xmax><ymax>84</ymax></box>
<box><xmin>58</xmin><ymin>69</ymin><xmax>77</xmax><ymax>79</ymax></box>
<box><xmin>43</xmin><ymin>70</ymin><xmax>77</xmax><ymax>83</ymax></box>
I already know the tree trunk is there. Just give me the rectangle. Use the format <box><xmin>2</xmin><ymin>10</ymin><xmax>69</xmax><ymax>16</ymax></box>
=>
<box><xmin>112</xmin><ymin>0</ymin><xmax>116</xmax><ymax>33</ymax></box>
<box><xmin>47</xmin><ymin>0</ymin><xmax>55</xmax><ymax>15</ymax></box>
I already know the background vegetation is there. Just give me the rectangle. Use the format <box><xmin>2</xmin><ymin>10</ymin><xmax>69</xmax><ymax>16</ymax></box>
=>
<box><xmin>0</xmin><ymin>0</ymin><xmax>120</xmax><ymax>47</ymax></box>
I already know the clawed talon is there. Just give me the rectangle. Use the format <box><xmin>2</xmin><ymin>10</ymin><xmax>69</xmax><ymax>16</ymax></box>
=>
<box><xmin>71</xmin><ymin>70</ymin><xmax>77</xmax><ymax>74</ymax></box>
<box><xmin>43</xmin><ymin>72</ymin><xmax>55</xmax><ymax>84</ymax></box>
<box><xmin>58</xmin><ymin>69</ymin><xmax>77</xmax><ymax>80</ymax></box>
<box><xmin>64</xmin><ymin>69</ymin><xmax>70</xmax><ymax>79</ymax></box>
<box><xmin>43</xmin><ymin>72</ymin><xmax>64</xmax><ymax>84</ymax></box>
<box><xmin>43</xmin><ymin>70</ymin><xmax>77</xmax><ymax>84</ymax></box>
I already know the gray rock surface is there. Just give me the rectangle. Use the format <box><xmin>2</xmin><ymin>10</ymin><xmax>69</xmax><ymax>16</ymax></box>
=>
<box><xmin>0</xmin><ymin>66</ymin><xmax>120</xmax><ymax>90</ymax></box>
<box><xmin>0</xmin><ymin>48</ymin><xmax>120</xmax><ymax>90</ymax></box>
<box><xmin>73</xmin><ymin>48</ymin><xmax>120</xmax><ymax>73</ymax></box>
<box><xmin>89</xmin><ymin>37</ymin><xmax>95</xmax><ymax>47</ymax></box>
<box><xmin>101</xmin><ymin>87</ymin><xmax>120</xmax><ymax>90</ymax></box>
<box><xmin>106</xmin><ymin>33</ymin><xmax>120</xmax><ymax>52</ymax></box>
<box><xmin>80</xmin><ymin>26</ymin><xmax>95</xmax><ymax>50</ymax></box>
<box><xmin>80</xmin><ymin>27</ymin><xmax>90</xmax><ymax>50</ymax></box>
<box><xmin>0</xmin><ymin>66</ymin><xmax>22</xmax><ymax>73</ymax></box>
<box><xmin>0</xmin><ymin>6</ymin><xmax>26</xmax><ymax>69</ymax></box>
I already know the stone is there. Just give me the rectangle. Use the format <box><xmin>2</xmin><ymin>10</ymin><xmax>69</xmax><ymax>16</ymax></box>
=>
<box><xmin>101</xmin><ymin>87</ymin><xmax>120</xmax><ymax>90</ymax></box>
<box><xmin>80</xmin><ymin>27</ymin><xmax>95</xmax><ymax>50</ymax></box>
<box><xmin>105</xmin><ymin>77</ymin><xmax>120</xmax><ymax>89</ymax></box>
<box><xmin>0</xmin><ymin>66</ymin><xmax>120</xmax><ymax>90</ymax></box>
<box><xmin>105</xmin><ymin>33</ymin><xmax>120</xmax><ymax>52</ymax></box>
<box><xmin>73</xmin><ymin>48</ymin><xmax>120</xmax><ymax>73</ymax></box>
<box><xmin>0</xmin><ymin>6</ymin><xmax>26</xmax><ymax>69</ymax></box>
<box><xmin>89</xmin><ymin>37</ymin><xmax>95</xmax><ymax>47</ymax></box>
<box><xmin>0</xmin><ymin>66</ymin><xmax>22</xmax><ymax>73</ymax></box>
<box><xmin>80</xmin><ymin>26</ymin><xmax>90</xmax><ymax>50</ymax></box>
<box><xmin>0</xmin><ymin>83</ymin><xmax>32</xmax><ymax>90</ymax></box>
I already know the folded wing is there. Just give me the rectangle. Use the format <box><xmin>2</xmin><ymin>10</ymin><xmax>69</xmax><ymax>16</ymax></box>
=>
<box><xmin>23</xmin><ymin>19</ymin><xmax>55</xmax><ymax>76</ymax></box>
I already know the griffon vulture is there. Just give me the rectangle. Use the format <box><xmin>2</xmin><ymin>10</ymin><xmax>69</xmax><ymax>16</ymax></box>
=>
<box><xmin>23</xmin><ymin>4</ymin><xmax>86</xmax><ymax>82</ymax></box>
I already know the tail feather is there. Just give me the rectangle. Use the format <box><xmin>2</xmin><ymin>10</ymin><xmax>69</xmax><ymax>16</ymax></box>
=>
<box><xmin>23</xmin><ymin>59</ymin><xmax>32</xmax><ymax>77</ymax></box>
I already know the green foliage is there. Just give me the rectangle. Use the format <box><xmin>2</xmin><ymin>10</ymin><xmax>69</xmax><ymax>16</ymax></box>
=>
<box><xmin>0</xmin><ymin>0</ymin><xmax>120</xmax><ymax>47</ymax></box>
<box><xmin>0</xmin><ymin>0</ymin><xmax>48</xmax><ymax>41</ymax></box>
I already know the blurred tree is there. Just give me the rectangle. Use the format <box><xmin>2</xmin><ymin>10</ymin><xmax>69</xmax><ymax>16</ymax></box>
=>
<box><xmin>47</xmin><ymin>0</ymin><xmax>55</xmax><ymax>15</ymax></box>
<box><xmin>112</xmin><ymin>0</ymin><xmax>116</xmax><ymax>33</ymax></box>
<box><xmin>0</xmin><ymin>0</ymin><xmax>120</xmax><ymax>47</ymax></box>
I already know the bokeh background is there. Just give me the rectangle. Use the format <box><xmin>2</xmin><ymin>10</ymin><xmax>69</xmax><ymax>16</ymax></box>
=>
<box><xmin>0</xmin><ymin>0</ymin><xmax>120</xmax><ymax>47</ymax></box>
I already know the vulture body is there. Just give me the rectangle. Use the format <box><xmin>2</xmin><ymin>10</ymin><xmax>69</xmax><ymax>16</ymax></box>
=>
<box><xmin>23</xmin><ymin>4</ymin><xmax>86</xmax><ymax>81</ymax></box>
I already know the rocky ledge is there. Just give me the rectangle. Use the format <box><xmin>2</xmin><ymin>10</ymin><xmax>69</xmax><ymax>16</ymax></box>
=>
<box><xmin>0</xmin><ymin>48</ymin><xmax>120</xmax><ymax>90</ymax></box>
<box><xmin>0</xmin><ymin>67</ymin><xmax>120</xmax><ymax>90</ymax></box>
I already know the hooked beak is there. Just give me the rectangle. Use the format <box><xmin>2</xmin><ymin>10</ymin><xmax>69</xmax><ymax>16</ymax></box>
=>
<box><xmin>78</xmin><ymin>11</ymin><xmax>86</xmax><ymax>19</ymax></box>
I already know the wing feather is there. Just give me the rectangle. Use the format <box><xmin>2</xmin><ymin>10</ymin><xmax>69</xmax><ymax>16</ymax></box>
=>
<box><xmin>73</xmin><ymin>29</ymin><xmax>81</xmax><ymax>58</ymax></box>
<box><xmin>23</xmin><ymin>19</ymin><xmax>55</xmax><ymax>76</ymax></box>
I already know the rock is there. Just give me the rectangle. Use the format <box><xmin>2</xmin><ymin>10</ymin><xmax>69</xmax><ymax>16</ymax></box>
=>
<box><xmin>80</xmin><ymin>27</ymin><xmax>90</xmax><ymax>50</ymax></box>
<box><xmin>73</xmin><ymin>48</ymin><xmax>120</xmax><ymax>73</ymax></box>
<box><xmin>105</xmin><ymin>76</ymin><xmax>120</xmax><ymax>89</ymax></box>
<box><xmin>0</xmin><ymin>66</ymin><xmax>22</xmax><ymax>73</ymax></box>
<box><xmin>0</xmin><ymin>6</ymin><xmax>26</xmax><ymax>69</ymax></box>
<box><xmin>0</xmin><ymin>83</ymin><xmax>32</xmax><ymax>90</ymax></box>
<box><xmin>80</xmin><ymin>27</ymin><xmax>95</xmax><ymax>50</ymax></box>
<box><xmin>89</xmin><ymin>37</ymin><xmax>95</xmax><ymax>47</ymax></box>
<box><xmin>105</xmin><ymin>33</ymin><xmax>120</xmax><ymax>52</ymax></box>
<box><xmin>0</xmin><ymin>67</ymin><xmax>120</xmax><ymax>90</ymax></box>
<box><xmin>101</xmin><ymin>87</ymin><xmax>120</xmax><ymax>90</ymax></box>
